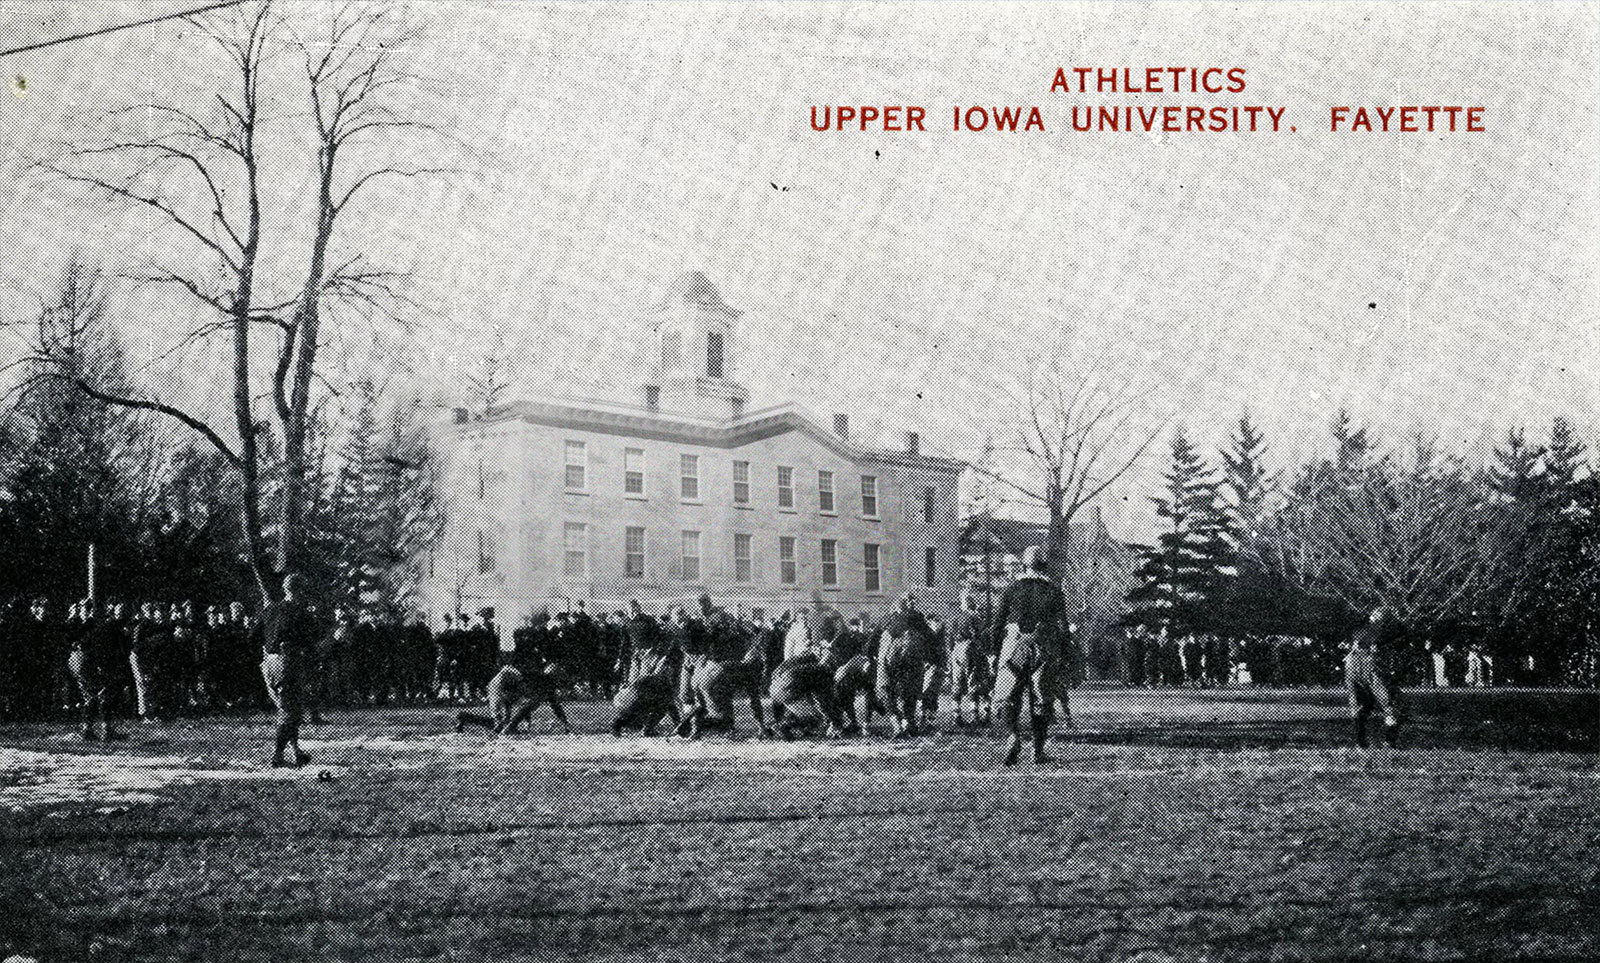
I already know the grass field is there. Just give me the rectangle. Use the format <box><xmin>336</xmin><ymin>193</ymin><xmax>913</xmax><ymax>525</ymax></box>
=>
<box><xmin>2</xmin><ymin>688</ymin><xmax>1596</xmax><ymax>962</ymax></box>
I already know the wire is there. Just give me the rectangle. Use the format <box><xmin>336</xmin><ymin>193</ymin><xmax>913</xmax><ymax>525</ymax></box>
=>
<box><xmin>1</xmin><ymin>0</ymin><xmax>250</xmax><ymax>58</ymax></box>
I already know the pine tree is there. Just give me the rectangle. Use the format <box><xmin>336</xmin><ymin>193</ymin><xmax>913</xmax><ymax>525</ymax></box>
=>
<box><xmin>1331</xmin><ymin>408</ymin><xmax>1371</xmax><ymax>475</ymax></box>
<box><xmin>1518</xmin><ymin>418</ymin><xmax>1596</xmax><ymax>684</ymax></box>
<box><xmin>1217</xmin><ymin>412</ymin><xmax>1295</xmax><ymax>637</ymax></box>
<box><xmin>306</xmin><ymin>385</ymin><xmax>444</xmax><ymax>619</ymax></box>
<box><xmin>1126</xmin><ymin>428</ymin><xmax>1231</xmax><ymax>638</ymax></box>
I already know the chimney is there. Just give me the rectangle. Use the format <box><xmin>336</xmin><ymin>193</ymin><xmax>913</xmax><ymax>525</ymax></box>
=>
<box><xmin>904</xmin><ymin>431</ymin><xmax>919</xmax><ymax>456</ymax></box>
<box><xmin>833</xmin><ymin>413</ymin><xmax>849</xmax><ymax>439</ymax></box>
<box><xmin>452</xmin><ymin>407</ymin><xmax>469</xmax><ymax>424</ymax></box>
<box><xmin>644</xmin><ymin>385</ymin><xmax>661</xmax><ymax>413</ymax></box>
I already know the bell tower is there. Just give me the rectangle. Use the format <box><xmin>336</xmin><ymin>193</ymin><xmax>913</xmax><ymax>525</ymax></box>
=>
<box><xmin>646</xmin><ymin>272</ymin><xmax>748</xmax><ymax>419</ymax></box>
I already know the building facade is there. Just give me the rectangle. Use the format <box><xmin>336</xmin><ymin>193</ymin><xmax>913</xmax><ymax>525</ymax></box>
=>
<box><xmin>424</xmin><ymin>274</ymin><xmax>963</xmax><ymax>627</ymax></box>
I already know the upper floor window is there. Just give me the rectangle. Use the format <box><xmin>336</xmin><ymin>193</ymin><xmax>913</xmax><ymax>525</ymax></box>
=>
<box><xmin>777</xmin><ymin>466</ymin><xmax>794</xmax><ymax>509</ymax></box>
<box><xmin>732</xmin><ymin>460</ymin><xmax>750</xmax><ymax>504</ymax></box>
<box><xmin>564</xmin><ymin>440</ymin><xmax>586</xmax><ymax>490</ymax></box>
<box><xmin>818</xmin><ymin>470</ymin><xmax>835</xmax><ymax>513</ymax></box>
<box><xmin>923</xmin><ymin>486</ymin><xmax>936</xmax><ymax>523</ymax></box>
<box><xmin>860</xmin><ymin>475</ymin><xmax>878</xmax><ymax>517</ymax></box>
<box><xmin>624</xmin><ymin>448</ymin><xmax>645</xmax><ymax>496</ymax></box>
<box><xmin>680</xmin><ymin>453</ymin><xmax>700</xmax><ymax>500</ymax></box>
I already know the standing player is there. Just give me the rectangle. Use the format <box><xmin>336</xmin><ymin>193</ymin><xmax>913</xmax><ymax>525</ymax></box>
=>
<box><xmin>875</xmin><ymin>593</ymin><xmax>932</xmax><ymax>739</ymax></box>
<box><xmin>257</xmin><ymin>574</ymin><xmax>318</xmax><ymax>768</ymax></box>
<box><xmin>949</xmin><ymin>602</ymin><xmax>993</xmax><ymax>727</ymax></box>
<box><xmin>991</xmin><ymin>546</ymin><xmax>1067</xmax><ymax>766</ymax></box>
<box><xmin>1346</xmin><ymin>607</ymin><xmax>1400</xmax><ymax>748</ymax></box>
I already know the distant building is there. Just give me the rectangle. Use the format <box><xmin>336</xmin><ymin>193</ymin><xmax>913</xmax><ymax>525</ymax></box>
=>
<box><xmin>960</xmin><ymin>509</ymin><xmax>1139</xmax><ymax>681</ymax></box>
<box><xmin>423</xmin><ymin>273</ymin><xmax>963</xmax><ymax>626</ymax></box>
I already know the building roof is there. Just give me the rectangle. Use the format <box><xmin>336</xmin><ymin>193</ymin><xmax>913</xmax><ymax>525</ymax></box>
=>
<box><xmin>960</xmin><ymin>510</ymin><xmax>1131</xmax><ymax>558</ymax></box>
<box><xmin>462</xmin><ymin>395</ymin><xmax>964</xmax><ymax>473</ymax></box>
<box><xmin>654</xmin><ymin>271</ymin><xmax>742</xmax><ymax>316</ymax></box>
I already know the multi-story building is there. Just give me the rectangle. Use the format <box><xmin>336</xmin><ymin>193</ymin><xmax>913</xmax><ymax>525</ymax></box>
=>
<box><xmin>423</xmin><ymin>273</ymin><xmax>963</xmax><ymax>628</ymax></box>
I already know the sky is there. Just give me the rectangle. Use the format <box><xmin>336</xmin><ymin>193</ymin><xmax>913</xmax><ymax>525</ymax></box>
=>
<box><xmin>1</xmin><ymin>1</ymin><xmax>1596</xmax><ymax>539</ymax></box>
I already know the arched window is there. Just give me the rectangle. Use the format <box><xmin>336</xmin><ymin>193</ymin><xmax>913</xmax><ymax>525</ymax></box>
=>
<box><xmin>707</xmin><ymin>330</ymin><xmax>725</xmax><ymax>379</ymax></box>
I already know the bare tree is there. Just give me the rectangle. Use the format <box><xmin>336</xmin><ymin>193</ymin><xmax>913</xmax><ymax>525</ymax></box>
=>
<box><xmin>11</xmin><ymin>1</ymin><xmax>443</xmax><ymax>602</ymax></box>
<box><xmin>1256</xmin><ymin>436</ymin><xmax>1537</xmax><ymax>629</ymax></box>
<box><xmin>970</xmin><ymin>353</ymin><xmax>1162</xmax><ymax>583</ymax></box>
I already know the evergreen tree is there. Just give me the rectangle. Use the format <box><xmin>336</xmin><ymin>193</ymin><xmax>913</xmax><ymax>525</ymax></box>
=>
<box><xmin>305</xmin><ymin>384</ymin><xmax>443</xmax><ymax>619</ymax></box>
<box><xmin>1331</xmin><ymin>408</ymin><xmax>1371</xmax><ymax>475</ymax></box>
<box><xmin>1519</xmin><ymin>418</ymin><xmax>1596</xmax><ymax>684</ymax></box>
<box><xmin>1126</xmin><ymin>428</ymin><xmax>1231</xmax><ymax>638</ymax></box>
<box><xmin>1217</xmin><ymin>412</ymin><xmax>1302</xmax><ymax>637</ymax></box>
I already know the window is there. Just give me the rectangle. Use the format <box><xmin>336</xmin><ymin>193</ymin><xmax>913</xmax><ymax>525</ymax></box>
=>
<box><xmin>681</xmin><ymin>530</ymin><xmax>701</xmax><ymax>582</ymax></box>
<box><xmin>707</xmin><ymin>330</ymin><xmax>725</xmax><ymax>379</ymax></box>
<box><xmin>821</xmin><ymin>539</ymin><xmax>838</xmax><ymax>586</ymax></box>
<box><xmin>625</xmin><ymin>526</ymin><xmax>646</xmax><ymax>578</ymax></box>
<box><xmin>861</xmin><ymin>475</ymin><xmax>878</xmax><ymax>516</ymax></box>
<box><xmin>864</xmin><ymin>543</ymin><xmax>881</xmax><ymax>593</ymax></box>
<box><xmin>680</xmin><ymin>453</ymin><xmax>700</xmax><ymax>500</ymax></box>
<box><xmin>923</xmin><ymin>487</ymin><xmax>936</xmax><ymax>523</ymax></box>
<box><xmin>779</xmin><ymin>536</ymin><xmax>797</xmax><ymax>584</ymax></box>
<box><xmin>925</xmin><ymin>546</ymin><xmax>937</xmax><ymax>587</ymax></box>
<box><xmin>663</xmin><ymin>330</ymin><xmax>681</xmax><ymax>367</ymax></box>
<box><xmin>777</xmin><ymin>466</ymin><xmax>794</xmax><ymax>508</ymax></box>
<box><xmin>476</xmin><ymin>530</ymin><xmax>496</xmax><ymax>575</ymax></box>
<box><xmin>563</xmin><ymin>522</ymin><xmax>586</xmax><ymax>578</ymax></box>
<box><xmin>733</xmin><ymin>533</ymin><xmax>753</xmax><ymax>582</ymax></box>
<box><xmin>732</xmin><ymin>460</ymin><xmax>750</xmax><ymax>504</ymax></box>
<box><xmin>564</xmin><ymin>440</ymin><xmax>586</xmax><ymax>490</ymax></box>
<box><xmin>818</xmin><ymin>470</ymin><xmax>835</xmax><ymax>513</ymax></box>
<box><xmin>624</xmin><ymin>448</ymin><xmax>645</xmax><ymax>496</ymax></box>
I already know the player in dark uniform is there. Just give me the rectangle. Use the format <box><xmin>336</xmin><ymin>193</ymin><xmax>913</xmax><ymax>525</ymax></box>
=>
<box><xmin>991</xmin><ymin>545</ymin><xmax>1068</xmax><ymax>766</ymax></box>
<box><xmin>611</xmin><ymin>661</ymin><xmax>680</xmax><ymax>737</ymax></box>
<box><xmin>456</xmin><ymin>658</ymin><xmax>573</xmax><ymax>735</ymax></box>
<box><xmin>676</xmin><ymin>601</ymin><xmax>766</xmax><ymax>739</ymax></box>
<box><xmin>257</xmin><ymin>574</ymin><xmax>319</xmax><ymax>768</ymax></box>
<box><xmin>767</xmin><ymin>652</ymin><xmax>846</xmax><ymax>739</ymax></box>
<box><xmin>67</xmin><ymin>600</ymin><xmax>129</xmax><ymax>741</ymax></box>
<box><xmin>875</xmin><ymin>593</ymin><xmax>932</xmax><ymax>739</ymax></box>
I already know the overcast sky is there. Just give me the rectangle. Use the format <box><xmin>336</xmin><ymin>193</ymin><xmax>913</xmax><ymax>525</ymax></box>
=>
<box><xmin>2</xmin><ymin>1</ymin><xmax>1596</xmax><ymax>538</ymax></box>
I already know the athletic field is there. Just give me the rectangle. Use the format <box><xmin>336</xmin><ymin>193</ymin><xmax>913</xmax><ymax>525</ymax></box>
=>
<box><xmin>2</xmin><ymin>688</ymin><xmax>1595</xmax><ymax>962</ymax></box>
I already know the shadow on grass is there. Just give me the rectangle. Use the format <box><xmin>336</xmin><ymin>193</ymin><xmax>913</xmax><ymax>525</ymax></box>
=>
<box><xmin>1063</xmin><ymin>688</ymin><xmax>1597</xmax><ymax>754</ymax></box>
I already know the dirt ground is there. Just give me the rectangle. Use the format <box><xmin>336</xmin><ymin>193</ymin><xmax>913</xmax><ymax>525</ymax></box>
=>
<box><xmin>2</xmin><ymin>688</ymin><xmax>1596</xmax><ymax>962</ymax></box>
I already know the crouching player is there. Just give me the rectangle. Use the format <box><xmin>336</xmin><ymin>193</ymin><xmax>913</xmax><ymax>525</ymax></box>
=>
<box><xmin>611</xmin><ymin>665</ymin><xmax>680</xmax><ymax>737</ymax></box>
<box><xmin>1346</xmin><ymin>607</ymin><xmax>1400</xmax><ymax>748</ymax></box>
<box><xmin>832</xmin><ymin>653</ymin><xmax>878</xmax><ymax>734</ymax></box>
<box><xmin>768</xmin><ymin>652</ymin><xmax>846</xmax><ymax>739</ymax></box>
<box><xmin>456</xmin><ymin>659</ymin><xmax>574</xmax><ymax>735</ymax></box>
<box><xmin>676</xmin><ymin>606</ymin><xmax>767</xmax><ymax>739</ymax></box>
